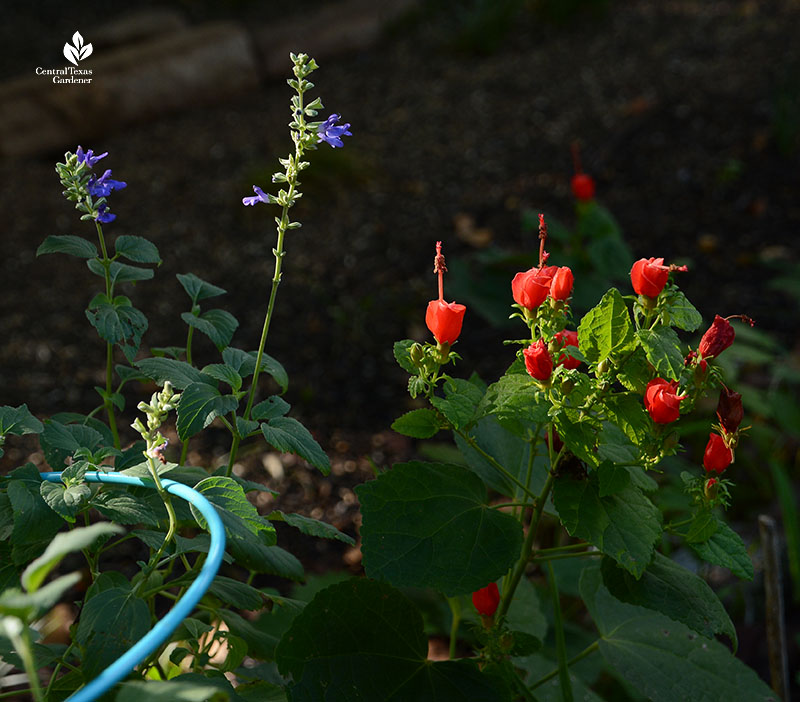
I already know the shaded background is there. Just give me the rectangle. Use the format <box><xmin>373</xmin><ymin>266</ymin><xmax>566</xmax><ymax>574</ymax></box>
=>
<box><xmin>1</xmin><ymin>0</ymin><xmax>799</xmax><ymax>694</ymax></box>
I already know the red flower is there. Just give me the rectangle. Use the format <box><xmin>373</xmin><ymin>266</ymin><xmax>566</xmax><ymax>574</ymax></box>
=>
<box><xmin>630</xmin><ymin>258</ymin><xmax>670</xmax><ymax>298</ymax></box>
<box><xmin>698</xmin><ymin>315</ymin><xmax>735</xmax><ymax>359</ymax></box>
<box><xmin>716</xmin><ymin>387</ymin><xmax>743</xmax><ymax>434</ymax></box>
<box><xmin>472</xmin><ymin>582</ymin><xmax>500</xmax><ymax>617</ymax></box>
<box><xmin>703</xmin><ymin>432</ymin><xmax>733</xmax><ymax>474</ymax></box>
<box><xmin>512</xmin><ymin>266</ymin><xmax>558</xmax><ymax>310</ymax></box>
<box><xmin>426</xmin><ymin>299</ymin><xmax>466</xmax><ymax>345</ymax></box>
<box><xmin>571</xmin><ymin>173</ymin><xmax>595</xmax><ymax>201</ymax></box>
<box><xmin>524</xmin><ymin>340</ymin><xmax>553</xmax><ymax>381</ymax></box>
<box><xmin>643</xmin><ymin>378</ymin><xmax>687</xmax><ymax>424</ymax></box>
<box><xmin>704</xmin><ymin>477</ymin><xmax>718</xmax><ymax>500</ymax></box>
<box><xmin>550</xmin><ymin>267</ymin><xmax>574</xmax><ymax>301</ymax></box>
<box><xmin>554</xmin><ymin>329</ymin><xmax>580</xmax><ymax>369</ymax></box>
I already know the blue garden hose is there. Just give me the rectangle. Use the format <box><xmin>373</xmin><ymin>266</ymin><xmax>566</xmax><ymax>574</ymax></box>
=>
<box><xmin>39</xmin><ymin>471</ymin><xmax>226</xmax><ymax>702</ymax></box>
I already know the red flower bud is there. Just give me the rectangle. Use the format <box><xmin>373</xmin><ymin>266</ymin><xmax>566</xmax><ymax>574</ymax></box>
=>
<box><xmin>716</xmin><ymin>387</ymin><xmax>743</xmax><ymax>434</ymax></box>
<box><xmin>512</xmin><ymin>266</ymin><xmax>558</xmax><ymax>310</ymax></box>
<box><xmin>550</xmin><ymin>266</ymin><xmax>574</xmax><ymax>301</ymax></box>
<box><xmin>472</xmin><ymin>582</ymin><xmax>500</xmax><ymax>617</ymax></box>
<box><xmin>425</xmin><ymin>299</ymin><xmax>466</xmax><ymax>345</ymax></box>
<box><xmin>703</xmin><ymin>432</ymin><xmax>733</xmax><ymax>474</ymax></box>
<box><xmin>630</xmin><ymin>257</ymin><xmax>688</xmax><ymax>298</ymax></box>
<box><xmin>643</xmin><ymin>377</ymin><xmax>687</xmax><ymax>424</ymax></box>
<box><xmin>554</xmin><ymin>329</ymin><xmax>580</xmax><ymax>369</ymax></box>
<box><xmin>571</xmin><ymin>173</ymin><xmax>596</xmax><ymax>201</ymax></box>
<box><xmin>704</xmin><ymin>477</ymin><xmax>718</xmax><ymax>501</ymax></box>
<box><xmin>524</xmin><ymin>340</ymin><xmax>553</xmax><ymax>381</ymax></box>
<box><xmin>698</xmin><ymin>315</ymin><xmax>735</xmax><ymax>359</ymax></box>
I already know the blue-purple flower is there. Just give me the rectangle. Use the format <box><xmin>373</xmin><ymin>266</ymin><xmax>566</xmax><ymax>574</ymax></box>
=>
<box><xmin>317</xmin><ymin>114</ymin><xmax>352</xmax><ymax>148</ymax></box>
<box><xmin>88</xmin><ymin>169</ymin><xmax>127</xmax><ymax>198</ymax></box>
<box><xmin>242</xmin><ymin>185</ymin><xmax>271</xmax><ymax>207</ymax></box>
<box><xmin>95</xmin><ymin>204</ymin><xmax>116</xmax><ymax>223</ymax></box>
<box><xmin>76</xmin><ymin>145</ymin><xmax>108</xmax><ymax>168</ymax></box>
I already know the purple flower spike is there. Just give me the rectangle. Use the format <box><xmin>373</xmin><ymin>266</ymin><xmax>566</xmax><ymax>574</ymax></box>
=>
<box><xmin>317</xmin><ymin>114</ymin><xmax>352</xmax><ymax>148</ymax></box>
<box><xmin>76</xmin><ymin>145</ymin><xmax>108</xmax><ymax>168</ymax></box>
<box><xmin>95</xmin><ymin>204</ymin><xmax>116</xmax><ymax>223</ymax></box>
<box><xmin>88</xmin><ymin>169</ymin><xmax>127</xmax><ymax>198</ymax></box>
<box><xmin>242</xmin><ymin>185</ymin><xmax>271</xmax><ymax>207</ymax></box>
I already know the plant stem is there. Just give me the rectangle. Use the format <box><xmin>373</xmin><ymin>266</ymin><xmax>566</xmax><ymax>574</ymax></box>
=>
<box><xmin>547</xmin><ymin>560</ymin><xmax>574</xmax><ymax>702</ymax></box>
<box><xmin>531</xmin><ymin>550</ymin><xmax>601</xmax><ymax>564</ymax></box>
<box><xmin>446</xmin><ymin>596</ymin><xmax>462</xmax><ymax>659</ymax></box>
<box><xmin>529</xmin><ymin>641</ymin><xmax>600</xmax><ymax>691</ymax></box>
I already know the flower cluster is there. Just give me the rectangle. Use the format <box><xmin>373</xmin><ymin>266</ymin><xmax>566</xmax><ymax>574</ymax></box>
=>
<box><xmin>57</xmin><ymin>145</ymin><xmax>127</xmax><ymax>223</ymax></box>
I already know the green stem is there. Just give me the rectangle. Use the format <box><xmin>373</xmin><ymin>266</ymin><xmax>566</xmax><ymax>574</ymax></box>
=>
<box><xmin>529</xmin><ymin>641</ymin><xmax>600</xmax><ymax>691</ymax></box>
<box><xmin>547</xmin><ymin>561</ymin><xmax>574</xmax><ymax>702</ymax></box>
<box><xmin>44</xmin><ymin>641</ymin><xmax>76</xmax><ymax>697</ymax></box>
<box><xmin>531</xmin><ymin>550</ymin><xmax>600</xmax><ymax>564</ymax></box>
<box><xmin>10</xmin><ymin>623</ymin><xmax>43</xmax><ymax>702</ymax></box>
<box><xmin>95</xmin><ymin>220</ymin><xmax>120</xmax><ymax>449</ymax></box>
<box><xmin>535</xmin><ymin>542</ymin><xmax>589</xmax><ymax>555</ymax></box>
<box><xmin>446</xmin><ymin>596</ymin><xmax>462</xmax><ymax>659</ymax></box>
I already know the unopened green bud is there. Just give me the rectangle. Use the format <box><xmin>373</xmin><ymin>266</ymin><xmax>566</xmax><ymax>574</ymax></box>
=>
<box><xmin>409</xmin><ymin>343</ymin><xmax>424</xmax><ymax>365</ymax></box>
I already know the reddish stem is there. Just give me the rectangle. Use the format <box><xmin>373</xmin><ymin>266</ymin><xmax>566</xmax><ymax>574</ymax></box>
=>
<box><xmin>434</xmin><ymin>240</ymin><xmax>447</xmax><ymax>300</ymax></box>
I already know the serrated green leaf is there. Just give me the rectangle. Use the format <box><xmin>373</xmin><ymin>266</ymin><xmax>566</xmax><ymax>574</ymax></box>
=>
<box><xmin>686</xmin><ymin>510</ymin><xmax>719</xmax><ymax>544</ymax></box>
<box><xmin>176</xmin><ymin>383</ymin><xmax>238</xmax><ymax>440</ymax></box>
<box><xmin>207</xmin><ymin>576</ymin><xmax>265</xmax><ymax>611</ymax></box>
<box><xmin>601</xmin><ymin>553</ymin><xmax>737</xmax><ymax>649</ymax></box>
<box><xmin>36</xmin><ymin>234</ymin><xmax>98</xmax><ymax>259</ymax></box>
<box><xmin>177</xmin><ymin>272</ymin><xmax>227</xmax><ymax>303</ymax></box>
<box><xmin>135</xmin><ymin>357</ymin><xmax>213</xmax><ymax>390</ymax></box>
<box><xmin>191</xmin><ymin>476</ymin><xmax>276</xmax><ymax>543</ymax></box>
<box><xmin>554</xmin><ymin>411</ymin><xmax>600</xmax><ymax>467</ymax></box>
<box><xmin>663</xmin><ymin>288</ymin><xmax>703</xmax><ymax>332</ymax></box>
<box><xmin>276</xmin><ymin>579</ymin><xmax>510</xmax><ymax>701</ymax></box>
<box><xmin>580</xmin><ymin>566</ymin><xmax>775</xmax><ymax>702</ymax></box>
<box><xmin>22</xmin><ymin>522</ymin><xmax>123</xmax><ymax>592</ymax></box>
<box><xmin>254</xmin><ymin>353</ymin><xmax>288</xmax><ymax>393</ymax></box>
<box><xmin>76</xmin><ymin>587</ymin><xmax>150</xmax><ymax>682</ymax></box>
<box><xmin>597</xmin><ymin>460</ymin><xmax>632</xmax><ymax>497</ymax></box>
<box><xmin>578</xmin><ymin>288</ymin><xmax>636</xmax><ymax>364</ymax></box>
<box><xmin>116</xmin><ymin>680</ymin><xmax>229</xmax><ymax>702</ymax></box>
<box><xmin>393</xmin><ymin>339</ymin><xmax>418</xmax><ymax>374</ymax></box>
<box><xmin>85</xmin><ymin>297</ymin><xmax>147</xmax><ymax>361</ymax></box>
<box><xmin>181</xmin><ymin>309</ymin><xmax>239</xmax><ymax>351</ymax></box>
<box><xmin>483</xmin><ymin>373</ymin><xmax>550</xmax><ymax>436</ymax></box>
<box><xmin>201</xmin><ymin>363</ymin><xmax>242</xmax><ymax>391</ymax></box>
<box><xmin>91</xmin><ymin>490</ymin><xmax>160</xmax><ymax>526</ymax></box>
<box><xmin>261</xmin><ymin>417</ymin><xmax>330</xmax><ymax>475</ymax></box>
<box><xmin>390</xmin><ymin>408</ymin><xmax>441</xmax><ymax>438</ymax></box>
<box><xmin>40</xmin><ymin>481</ymin><xmax>91</xmax><ymax>522</ymax></box>
<box><xmin>268</xmin><ymin>510</ymin><xmax>355</xmax><ymax>545</ymax></box>
<box><xmin>39</xmin><ymin>420</ymin><xmax>105</xmax><ymax>470</ymax></box>
<box><xmin>87</xmin><ymin>258</ymin><xmax>155</xmax><ymax>284</ymax></box>
<box><xmin>7</xmin><ymin>479</ymin><xmax>65</xmax><ymax>565</ymax></box>
<box><xmin>356</xmin><ymin>461</ymin><xmax>523</xmax><ymax>595</ymax></box>
<box><xmin>553</xmin><ymin>473</ymin><xmax>661</xmax><ymax>578</ymax></box>
<box><xmin>430</xmin><ymin>377</ymin><xmax>484</xmax><ymax>430</ymax></box>
<box><xmin>0</xmin><ymin>404</ymin><xmax>43</xmax><ymax>436</ymax></box>
<box><xmin>690</xmin><ymin>518</ymin><xmax>753</xmax><ymax>580</ymax></box>
<box><xmin>114</xmin><ymin>235</ymin><xmax>161</xmax><ymax>264</ymax></box>
<box><xmin>636</xmin><ymin>326</ymin><xmax>684</xmax><ymax>380</ymax></box>
<box><xmin>251</xmin><ymin>396</ymin><xmax>290</xmax><ymax>422</ymax></box>
<box><xmin>235</xmin><ymin>417</ymin><xmax>260</xmax><ymax>437</ymax></box>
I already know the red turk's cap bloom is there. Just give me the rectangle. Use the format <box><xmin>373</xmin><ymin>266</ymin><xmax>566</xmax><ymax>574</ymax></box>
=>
<box><xmin>524</xmin><ymin>340</ymin><xmax>553</xmax><ymax>381</ymax></box>
<box><xmin>512</xmin><ymin>266</ymin><xmax>558</xmax><ymax>310</ymax></box>
<box><xmin>716</xmin><ymin>387</ymin><xmax>743</xmax><ymax>434</ymax></box>
<box><xmin>550</xmin><ymin>266</ymin><xmax>574</xmax><ymax>301</ymax></box>
<box><xmin>554</xmin><ymin>329</ymin><xmax>580</xmax><ymax>369</ymax></box>
<box><xmin>630</xmin><ymin>257</ymin><xmax>688</xmax><ymax>298</ymax></box>
<box><xmin>426</xmin><ymin>299</ymin><xmax>466</xmax><ymax>345</ymax></box>
<box><xmin>643</xmin><ymin>378</ymin><xmax>687</xmax><ymax>424</ymax></box>
<box><xmin>571</xmin><ymin>173</ymin><xmax>596</xmax><ymax>201</ymax></box>
<box><xmin>472</xmin><ymin>582</ymin><xmax>500</xmax><ymax>617</ymax></box>
<box><xmin>703</xmin><ymin>432</ymin><xmax>733</xmax><ymax>474</ymax></box>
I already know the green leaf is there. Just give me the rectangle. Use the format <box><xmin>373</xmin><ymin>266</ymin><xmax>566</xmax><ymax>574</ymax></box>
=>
<box><xmin>90</xmin><ymin>490</ymin><xmax>160</xmax><ymax>526</ymax></box>
<box><xmin>40</xmin><ymin>480</ymin><xmax>91</xmax><ymax>522</ymax></box>
<box><xmin>37</xmin><ymin>234</ymin><xmax>98</xmax><ymax>259</ymax></box>
<box><xmin>85</xmin><ymin>296</ymin><xmax>148</xmax><ymax>361</ymax></box>
<box><xmin>686</xmin><ymin>510</ymin><xmax>719</xmax><ymax>544</ymax></box>
<box><xmin>39</xmin><ymin>420</ymin><xmax>105</xmax><ymax>470</ymax></box>
<box><xmin>235</xmin><ymin>417</ymin><xmax>260</xmax><ymax>437</ymax></box>
<box><xmin>181</xmin><ymin>309</ymin><xmax>239</xmax><ymax>351</ymax></box>
<box><xmin>580</xmin><ymin>566</ymin><xmax>776</xmax><ymax>702</ymax></box>
<box><xmin>662</xmin><ymin>287</ymin><xmax>703</xmax><ymax>332</ymax></box>
<box><xmin>254</xmin><ymin>353</ymin><xmax>289</xmax><ymax>393</ymax></box>
<box><xmin>553</xmin><ymin>410</ymin><xmax>600</xmax><ymax>467</ymax></box>
<box><xmin>176</xmin><ymin>383</ymin><xmax>239</xmax><ymax>441</ymax></box>
<box><xmin>393</xmin><ymin>339</ymin><xmax>418</xmax><ymax>374</ymax></box>
<box><xmin>7</xmin><ymin>479</ymin><xmax>66</xmax><ymax>564</ymax></box>
<box><xmin>22</xmin><ymin>522</ymin><xmax>123</xmax><ymax>592</ymax></box>
<box><xmin>268</xmin><ymin>510</ymin><xmax>355</xmax><ymax>545</ymax></box>
<box><xmin>275</xmin><ymin>579</ymin><xmax>510</xmax><ymax>701</ymax></box>
<box><xmin>114</xmin><ymin>235</ymin><xmax>161</xmax><ymax>264</ymax></box>
<box><xmin>553</xmin><ymin>473</ymin><xmax>661</xmax><ymax>578</ymax></box>
<box><xmin>390</xmin><ymin>408</ymin><xmax>441</xmax><ymax>438</ymax></box>
<box><xmin>116</xmin><ymin>680</ymin><xmax>229</xmax><ymax>702</ymax></box>
<box><xmin>430</xmin><ymin>377</ymin><xmax>485</xmax><ymax>430</ymax></box>
<box><xmin>251</xmin><ymin>396</ymin><xmax>291</xmax><ymax>422</ymax></box>
<box><xmin>207</xmin><ymin>576</ymin><xmax>265</xmax><ymax>611</ymax></box>
<box><xmin>261</xmin><ymin>417</ymin><xmax>330</xmax><ymax>475</ymax></box>
<box><xmin>0</xmin><ymin>404</ymin><xmax>43</xmax><ymax>436</ymax></box>
<box><xmin>0</xmin><ymin>573</ymin><xmax>82</xmax><ymax>620</ymax></box>
<box><xmin>201</xmin><ymin>363</ymin><xmax>242</xmax><ymax>391</ymax></box>
<box><xmin>177</xmin><ymin>272</ymin><xmax>227</xmax><ymax>303</ymax></box>
<box><xmin>597</xmin><ymin>460</ymin><xmax>632</xmax><ymax>497</ymax></box>
<box><xmin>636</xmin><ymin>325</ymin><xmax>685</xmax><ymax>380</ymax></box>
<box><xmin>604</xmin><ymin>393</ymin><xmax>651</xmax><ymax>447</ymax></box>
<box><xmin>601</xmin><ymin>553</ymin><xmax>737</xmax><ymax>649</ymax></box>
<box><xmin>616</xmin><ymin>346</ymin><xmax>652</xmax><ymax>394</ymax></box>
<box><xmin>690</xmin><ymin>517</ymin><xmax>754</xmax><ymax>580</ymax></box>
<box><xmin>483</xmin><ymin>373</ymin><xmax>551</xmax><ymax>436</ymax></box>
<box><xmin>578</xmin><ymin>288</ymin><xmax>636</xmax><ymax>364</ymax></box>
<box><xmin>76</xmin><ymin>587</ymin><xmax>150</xmax><ymax>682</ymax></box>
<box><xmin>87</xmin><ymin>258</ymin><xmax>155</xmax><ymax>284</ymax></box>
<box><xmin>597</xmin><ymin>423</ymin><xmax>639</xmax><ymax>465</ymax></box>
<box><xmin>135</xmin><ymin>357</ymin><xmax>213</xmax><ymax>390</ymax></box>
<box><xmin>356</xmin><ymin>461</ymin><xmax>523</xmax><ymax>595</ymax></box>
